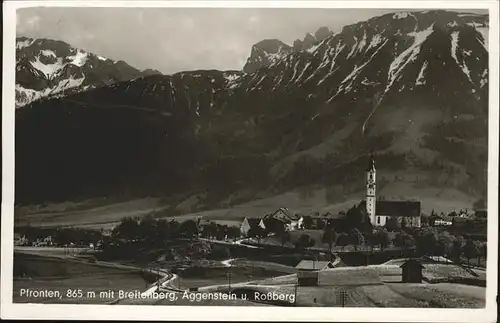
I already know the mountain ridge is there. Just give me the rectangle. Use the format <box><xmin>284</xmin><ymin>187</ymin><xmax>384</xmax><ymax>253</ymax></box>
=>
<box><xmin>15</xmin><ymin>36</ymin><xmax>162</xmax><ymax>107</ymax></box>
<box><xmin>15</xmin><ymin>10</ymin><xmax>488</xmax><ymax>210</ymax></box>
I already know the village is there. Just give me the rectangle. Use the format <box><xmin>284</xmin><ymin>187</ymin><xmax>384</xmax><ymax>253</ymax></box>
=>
<box><xmin>12</xmin><ymin>155</ymin><xmax>489</xmax><ymax>308</ymax></box>
<box><xmin>15</xmin><ymin>156</ymin><xmax>488</xmax><ymax>271</ymax></box>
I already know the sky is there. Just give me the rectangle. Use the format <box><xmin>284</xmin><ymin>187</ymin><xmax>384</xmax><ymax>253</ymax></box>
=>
<box><xmin>16</xmin><ymin>7</ymin><xmax>488</xmax><ymax>74</ymax></box>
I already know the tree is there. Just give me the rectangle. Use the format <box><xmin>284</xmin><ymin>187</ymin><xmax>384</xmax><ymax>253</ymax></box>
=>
<box><xmin>450</xmin><ymin>235</ymin><xmax>464</xmax><ymax>262</ymax></box>
<box><xmin>437</xmin><ymin>232</ymin><xmax>455</xmax><ymax>257</ymax></box>
<box><xmin>302</xmin><ymin>215</ymin><xmax>313</xmax><ymax>229</ymax></box>
<box><xmin>385</xmin><ymin>217</ymin><xmax>398</xmax><ymax>231</ymax></box>
<box><xmin>280</xmin><ymin>231</ymin><xmax>291</xmax><ymax>248</ymax></box>
<box><xmin>345</xmin><ymin>203</ymin><xmax>372</xmax><ymax>232</ymax></box>
<box><xmin>336</xmin><ymin>233</ymin><xmax>350</xmax><ymax>249</ymax></box>
<box><xmin>393</xmin><ymin>231</ymin><xmax>416</xmax><ymax>251</ymax></box>
<box><xmin>179</xmin><ymin>219</ymin><xmax>199</xmax><ymax>240</ymax></box>
<box><xmin>401</xmin><ymin>217</ymin><xmax>407</xmax><ymax>229</ymax></box>
<box><xmin>478</xmin><ymin>242</ymin><xmax>487</xmax><ymax>266</ymax></box>
<box><xmin>138</xmin><ymin>214</ymin><xmax>157</xmax><ymax>244</ymax></box>
<box><xmin>373</xmin><ymin>228</ymin><xmax>390</xmax><ymax>250</ymax></box>
<box><xmin>296</xmin><ymin>234</ymin><xmax>313</xmax><ymax>251</ymax></box>
<box><xmin>416</xmin><ymin>228</ymin><xmax>439</xmax><ymax>256</ymax></box>
<box><xmin>113</xmin><ymin>216</ymin><xmax>140</xmax><ymax>241</ymax></box>
<box><xmin>322</xmin><ymin>227</ymin><xmax>337</xmax><ymax>256</ymax></box>
<box><xmin>462</xmin><ymin>239</ymin><xmax>479</xmax><ymax>265</ymax></box>
<box><xmin>168</xmin><ymin>219</ymin><xmax>180</xmax><ymax>238</ymax></box>
<box><xmin>226</xmin><ymin>226</ymin><xmax>241</xmax><ymax>240</ymax></box>
<box><xmin>248</xmin><ymin>226</ymin><xmax>265</xmax><ymax>244</ymax></box>
<box><xmin>155</xmin><ymin>218</ymin><xmax>170</xmax><ymax>245</ymax></box>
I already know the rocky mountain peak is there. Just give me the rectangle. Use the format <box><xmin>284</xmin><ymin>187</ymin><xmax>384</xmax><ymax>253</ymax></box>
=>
<box><xmin>315</xmin><ymin>26</ymin><xmax>334</xmax><ymax>42</ymax></box>
<box><xmin>242</xmin><ymin>39</ymin><xmax>292</xmax><ymax>73</ymax></box>
<box><xmin>15</xmin><ymin>37</ymin><xmax>161</xmax><ymax>107</ymax></box>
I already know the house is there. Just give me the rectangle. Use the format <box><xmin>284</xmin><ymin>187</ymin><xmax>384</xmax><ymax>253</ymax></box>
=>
<box><xmin>295</xmin><ymin>260</ymin><xmax>335</xmax><ymax>271</ymax></box>
<box><xmin>261</xmin><ymin>208</ymin><xmax>301</xmax><ymax>231</ymax></box>
<box><xmin>259</xmin><ymin>217</ymin><xmax>285</xmax><ymax>233</ymax></box>
<box><xmin>240</xmin><ymin>217</ymin><xmax>261</xmax><ymax>237</ymax></box>
<box><xmin>268</xmin><ymin>207</ymin><xmax>300</xmax><ymax>223</ymax></box>
<box><xmin>298</xmin><ymin>215</ymin><xmax>329</xmax><ymax>230</ymax></box>
<box><xmin>433</xmin><ymin>215</ymin><xmax>453</xmax><ymax>226</ymax></box>
<box><xmin>197</xmin><ymin>218</ymin><xmax>213</xmax><ymax>231</ymax></box>
<box><xmin>400</xmin><ymin>259</ymin><xmax>424</xmax><ymax>283</ymax></box>
<box><xmin>373</xmin><ymin>201</ymin><xmax>422</xmax><ymax>228</ymax></box>
<box><xmin>14</xmin><ymin>233</ymin><xmax>28</xmax><ymax>246</ymax></box>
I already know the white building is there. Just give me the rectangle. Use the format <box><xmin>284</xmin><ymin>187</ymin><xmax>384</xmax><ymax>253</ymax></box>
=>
<box><xmin>365</xmin><ymin>155</ymin><xmax>421</xmax><ymax>228</ymax></box>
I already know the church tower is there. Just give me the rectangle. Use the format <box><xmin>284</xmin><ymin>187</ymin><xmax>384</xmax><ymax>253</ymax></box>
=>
<box><xmin>366</xmin><ymin>155</ymin><xmax>376</xmax><ymax>225</ymax></box>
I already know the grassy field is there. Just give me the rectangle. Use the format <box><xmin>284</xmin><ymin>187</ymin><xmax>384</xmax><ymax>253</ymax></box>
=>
<box><xmin>175</xmin><ymin>260</ymin><xmax>295</xmax><ymax>290</ymax></box>
<box><xmin>13</xmin><ymin>174</ymin><xmax>478</xmax><ymax>230</ymax></box>
<box><xmin>387</xmin><ymin>283</ymin><xmax>485</xmax><ymax>308</ymax></box>
<box><xmin>14</xmin><ymin>197</ymin><xmax>167</xmax><ymax>228</ymax></box>
<box><xmin>13</xmin><ymin>252</ymin><xmax>151</xmax><ymax>304</ymax></box>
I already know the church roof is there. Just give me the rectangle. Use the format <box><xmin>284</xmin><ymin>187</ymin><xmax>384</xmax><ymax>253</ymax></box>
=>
<box><xmin>366</xmin><ymin>155</ymin><xmax>375</xmax><ymax>171</ymax></box>
<box><xmin>376</xmin><ymin>200</ymin><xmax>421</xmax><ymax>217</ymax></box>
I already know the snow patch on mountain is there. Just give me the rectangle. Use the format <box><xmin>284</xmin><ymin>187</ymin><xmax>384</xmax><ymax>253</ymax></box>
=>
<box><xmin>346</xmin><ymin>36</ymin><xmax>359</xmax><ymax>59</ymax></box>
<box><xmin>367</xmin><ymin>34</ymin><xmax>384</xmax><ymax>51</ymax></box>
<box><xmin>68</xmin><ymin>50</ymin><xmax>88</xmax><ymax>67</ymax></box>
<box><xmin>329</xmin><ymin>39</ymin><xmax>388</xmax><ymax>101</ymax></box>
<box><xmin>450</xmin><ymin>31</ymin><xmax>473</xmax><ymax>83</ymax></box>
<box><xmin>450</xmin><ymin>32</ymin><xmax>460</xmax><ymax>62</ymax></box>
<box><xmin>415</xmin><ymin>61</ymin><xmax>428</xmax><ymax>86</ymax></box>
<box><xmin>16</xmin><ymin>75</ymin><xmax>86</xmax><ymax>107</ymax></box>
<box><xmin>41</xmin><ymin>50</ymin><xmax>56</xmax><ymax>58</ymax></box>
<box><xmin>357</xmin><ymin>32</ymin><xmax>368</xmax><ymax>53</ymax></box>
<box><xmin>295</xmin><ymin>62</ymin><xmax>312</xmax><ymax>83</ymax></box>
<box><xmin>223</xmin><ymin>72</ymin><xmax>242</xmax><ymax>83</ymax></box>
<box><xmin>30</xmin><ymin>56</ymin><xmax>64</xmax><ymax>78</ymax></box>
<box><xmin>16</xmin><ymin>39</ymin><xmax>35</xmax><ymax>49</ymax></box>
<box><xmin>480</xmin><ymin>69</ymin><xmax>488</xmax><ymax>88</ymax></box>
<box><xmin>476</xmin><ymin>27</ymin><xmax>488</xmax><ymax>50</ymax></box>
<box><xmin>385</xmin><ymin>24</ymin><xmax>435</xmax><ymax>93</ymax></box>
<box><xmin>317</xmin><ymin>43</ymin><xmax>346</xmax><ymax>85</ymax></box>
<box><xmin>393</xmin><ymin>12</ymin><xmax>411</xmax><ymax>19</ymax></box>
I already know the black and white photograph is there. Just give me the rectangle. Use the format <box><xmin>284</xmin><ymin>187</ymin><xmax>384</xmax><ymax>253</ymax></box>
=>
<box><xmin>1</xmin><ymin>1</ymin><xmax>498</xmax><ymax>321</ymax></box>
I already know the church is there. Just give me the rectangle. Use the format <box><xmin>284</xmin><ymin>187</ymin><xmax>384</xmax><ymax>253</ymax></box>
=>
<box><xmin>365</xmin><ymin>155</ymin><xmax>422</xmax><ymax>228</ymax></box>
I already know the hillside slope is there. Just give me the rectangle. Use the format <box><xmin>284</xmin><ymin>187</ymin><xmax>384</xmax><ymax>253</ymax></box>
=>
<box><xmin>15</xmin><ymin>10</ymin><xmax>488</xmax><ymax>209</ymax></box>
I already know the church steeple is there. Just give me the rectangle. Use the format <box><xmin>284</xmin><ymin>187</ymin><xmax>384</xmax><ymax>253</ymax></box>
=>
<box><xmin>366</xmin><ymin>154</ymin><xmax>376</xmax><ymax>225</ymax></box>
<box><xmin>367</xmin><ymin>154</ymin><xmax>375</xmax><ymax>172</ymax></box>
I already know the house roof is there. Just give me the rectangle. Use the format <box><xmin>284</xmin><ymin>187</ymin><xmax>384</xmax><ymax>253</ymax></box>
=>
<box><xmin>269</xmin><ymin>207</ymin><xmax>299</xmax><ymax>222</ymax></box>
<box><xmin>242</xmin><ymin>217</ymin><xmax>261</xmax><ymax>227</ymax></box>
<box><xmin>198</xmin><ymin>219</ymin><xmax>212</xmax><ymax>226</ymax></box>
<box><xmin>376</xmin><ymin>201</ymin><xmax>421</xmax><ymax>217</ymax></box>
<box><xmin>295</xmin><ymin>260</ymin><xmax>332</xmax><ymax>270</ymax></box>
<box><xmin>367</xmin><ymin>155</ymin><xmax>375</xmax><ymax>172</ymax></box>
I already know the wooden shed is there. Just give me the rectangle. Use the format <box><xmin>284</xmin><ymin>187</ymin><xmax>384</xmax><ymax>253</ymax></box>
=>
<box><xmin>400</xmin><ymin>259</ymin><xmax>424</xmax><ymax>283</ymax></box>
<box><xmin>297</xmin><ymin>270</ymin><xmax>319</xmax><ymax>286</ymax></box>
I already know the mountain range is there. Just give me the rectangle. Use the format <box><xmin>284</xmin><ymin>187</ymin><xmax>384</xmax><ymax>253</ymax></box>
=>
<box><xmin>15</xmin><ymin>37</ymin><xmax>161</xmax><ymax>107</ymax></box>
<box><xmin>15</xmin><ymin>10</ymin><xmax>489</xmax><ymax>212</ymax></box>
